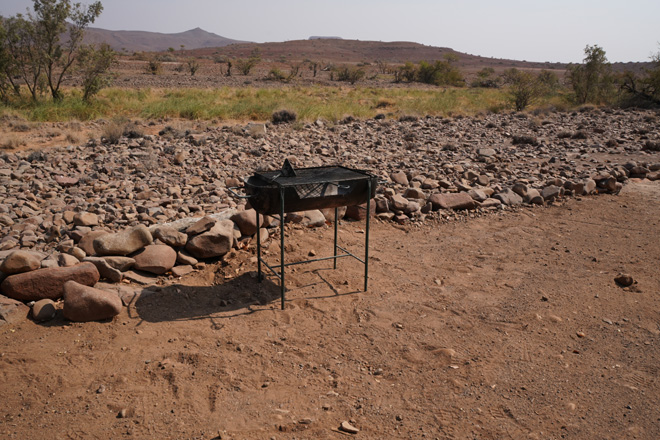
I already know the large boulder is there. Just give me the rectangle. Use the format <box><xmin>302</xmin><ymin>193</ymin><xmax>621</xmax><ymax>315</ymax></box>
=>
<box><xmin>152</xmin><ymin>226</ymin><xmax>188</xmax><ymax>247</ymax></box>
<box><xmin>62</xmin><ymin>281</ymin><xmax>122</xmax><ymax>322</ymax></box>
<box><xmin>0</xmin><ymin>250</ymin><xmax>42</xmax><ymax>275</ymax></box>
<box><xmin>1</xmin><ymin>263</ymin><xmax>100</xmax><ymax>301</ymax></box>
<box><xmin>133</xmin><ymin>245</ymin><xmax>177</xmax><ymax>275</ymax></box>
<box><xmin>185</xmin><ymin>219</ymin><xmax>235</xmax><ymax>259</ymax></box>
<box><xmin>429</xmin><ymin>192</ymin><xmax>476</xmax><ymax>210</ymax></box>
<box><xmin>493</xmin><ymin>188</ymin><xmax>523</xmax><ymax>206</ymax></box>
<box><xmin>230</xmin><ymin>209</ymin><xmax>263</xmax><ymax>236</ymax></box>
<box><xmin>93</xmin><ymin>225</ymin><xmax>153</xmax><ymax>256</ymax></box>
<box><xmin>78</xmin><ymin>230</ymin><xmax>110</xmax><ymax>256</ymax></box>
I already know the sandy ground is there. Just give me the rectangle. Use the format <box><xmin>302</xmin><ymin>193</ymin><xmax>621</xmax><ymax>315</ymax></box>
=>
<box><xmin>1</xmin><ymin>180</ymin><xmax>659</xmax><ymax>439</ymax></box>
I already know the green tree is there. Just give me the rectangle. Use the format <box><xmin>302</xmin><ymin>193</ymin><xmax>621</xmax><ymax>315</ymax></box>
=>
<box><xmin>0</xmin><ymin>0</ymin><xmax>103</xmax><ymax>102</ymax></box>
<box><xmin>502</xmin><ymin>68</ymin><xmax>543</xmax><ymax>111</ymax></box>
<box><xmin>568</xmin><ymin>44</ymin><xmax>614</xmax><ymax>104</ymax></box>
<box><xmin>77</xmin><ymin>43</ymin><xmax>116</xmax><ymax>102</ymax></box>
<box><xmin>2</xmin><ymin>14</ymin><xmax>44</xmax><ymax>101</ymax></box>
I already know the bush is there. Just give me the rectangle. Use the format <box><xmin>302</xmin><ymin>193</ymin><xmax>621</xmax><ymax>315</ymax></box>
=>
<box><xmin>333</xmin><ymin>66</ymin><xmax>365</xmax><ymax>84</ymax></box>
<box><xmin>101</xmin><ymin>120</ymin><xmax>126</xmax><ymax>144</ymax></box>
<box><xmin>272</xmin><ymin>109</ymin><xmax>297</xmax><ymax>124</ymax></box>
<box><xmin>502</xmin><ymin>68</ymin><xmax>543</xmax><ymax>111</ymax></box>
<box><xmin>77</xmin><ymin>43</ymin><xmax>117</xmax><ymax>102</ymax></box>
<box><xmin>145</xmin><ymin>59</ymin><xmax>162</xmax><ymax>75</ymax></box>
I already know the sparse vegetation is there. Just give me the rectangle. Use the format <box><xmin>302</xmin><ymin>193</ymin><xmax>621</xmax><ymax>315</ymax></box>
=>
<box><xmin>187</xmin><ymin>59</ymin><xmax>200</xmax><ymax>76</ymax></box>
<box><xmin>77</xmin><ymin>43</ymin><xmax>116</xmax><ymax>102</ymax></box>
<box><xmin>568</xmin><ymin>45</ymin><xmax>614</xmax><ymax>104</ymax></box>
<box><xmin>333</xmin><ymin>66</ymin><xmax>365</xmax><ymax>84</ymax></box>
<box><xmin>394</xmin><ymin>56</ymin><xmax>464</xmax><ymax>87</ymax></box>
<box><xmin>502</xmin><ymin>68</ymin><xmax>545</xmax><ymax>111</ymax></box>
<box><xmin>235</xmin><ymin>48</ymin><xmax>261</xmax><ymax>76</ymax></box>
<box><xmin>272</xmin><ymin>109</ymin><xmax>297</xmax><ymax>124</ymax></box>
<box><xmin>145</xmin><ymin>59</ymin><xmax>162</xmax><ymax>75</ymax></box>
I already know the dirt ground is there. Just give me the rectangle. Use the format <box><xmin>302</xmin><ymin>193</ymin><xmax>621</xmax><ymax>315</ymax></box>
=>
<box><xmin>1</xmin><ymin>180</ymin><xmax>659</xmax><ymax>439</ymax></box>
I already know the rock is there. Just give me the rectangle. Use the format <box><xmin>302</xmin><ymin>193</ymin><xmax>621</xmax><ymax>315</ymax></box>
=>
<box><xmin>230</xmin><ymin>209</ymin><xmax>263</xmax><ymax>236</ymax></box>
<box><xmin>302</xmin><ymin>210</ymin><xmax>326</xmax><ymax>227</ymax></box>
<box><xmin>185</xmin><ymin>219</ymin><xmax>235</xmax><ymax>259</ymax></box>
<box><xmin>246</xmin><ymin>122</ymin><xmax>267</xmax><ymax>138</ymax></box>
<box><xmin>493</xmin><ymin>188</ymin><xmax>523</xmax><ymax>206</ymax></box>
<box><xmin>390</xmin><ymin>171</ymin><xmax>409</xmax><ymax>185</ymax></box>
<box><xmin>185</xmin><ymin>216</ymin><xmax>216</xmax><ymax>236</ymax></box>
<box><xmin>171</xmin><ymin>265</ymin><xmax>194</xmax><ymax>277</ymax></box>
<box><xmin>73</xmin><ymin>212</ymin><xmax>99</xmax><ymax>227</ymax></box>
<box><xmin>32</xmin><ymin>299</ymin><xmax>56</xmax><ymax>322</ymax></box>
<box><xmin>524</xmin><ymin>188</ymin><xmax>544</xmax><ymax>205</ymax></box>
<box><xmin>176</xmin><ymin>250</ymin><xmax>198</xmax><ymax>266</ymax></box>
<box><xmin>512</xmin><ymin>183</ymin><xmax>529</xmax><ymax>198</ymax></box>
<box><xmin>477</xmin><ymin>148</ymin><xmax>496</xmax><ymax>157</ymax></box>
<box><xmin>541</xmin><ymin>185</ymin><xmax>561</xmax><ymax>202</ymax></box>
<box><xmin>320</xmin><ymin>206</ymin><xmax>347</xmax><ymax>222</ymax></box>
<box><xmin>429</xmin><ymin>192</ymin><xmax>476</xmax><ymax>210</ymax></box>
<box><xmin>345</xmin><ymin>201</ymin><xmax>376</xmax><ymax>221</ymax></box>
<box><xmin>614</xmin><ymin>274</ymin><xmax>634</xmax><ymax>287</ymax></box>
<box><xmin>0</xmin><ymin>295</ymin><xmax>29</xmax><ymax>325</ymax></box>
<box><xmin>0</xmin><ymin>250</ymin><xmax>41</xmax><ymax>275</ymax></box>
<box><xmin>54</xmin><ymin>175</ymin><xmax>79</xmax><ymax>187</ymax></box>
<box><xmin>584</xmin><ymin>179</ymin><xmax>597</xmax><ymax>194</ymax></box>
<box><xmin>339</xmin><ymin>421</ymin><xmax>359</xmax><ymax>434</ymax></box>
<box><xmin>78</xmin><ymin>230</ymin><xmax>110</xmax><ymax>256</ymax></box>
<box><xmin>468</xmin><ymin>189</ymin><xmax>488</xmax><ymax>202</ymax></box>
<box><xmin>93</xmin><ymin>225</ymin><xmax>153</xmax><ymax>256</ymax></box>
<box><xmin>153</xmin><ymin>226</ymin><xmax>188</xmax><ymax>247</ymax></box>
<box><xmin>62</xmin><ymin>281</ymin><xmax>122</xmax><ymax>322</ymax></box>
<box><xmin>1</xmin><ymin>263</ymin><xmax>100</xmax><ymax>301</ymax></box>
<box><xmin>133</xmin><ymin>245</ymin><xmax>177</xmax><ymax>275</ymax></box>
<box><xmin>83</xmin><ymin>257</ymin><xmax>124</xmax><ymax>283</ymax></box>
<box><xmin>403</xmin><ymin>188</ymin><xmax>426</xmax><ymax>199</ymax></box>
<box><xmin>389</xmin><ymin>194</ymin><xmax>409</xmax><ymax>211</ymax></box>
<box><xmin>58</xmin><ymin>253</ymin><xmax>80</xmax><ymax>267</ymax></box>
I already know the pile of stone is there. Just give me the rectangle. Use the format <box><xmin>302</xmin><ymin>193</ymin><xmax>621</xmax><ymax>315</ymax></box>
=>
<box><xmin>0</xmin><ymin>206</ymin><xmax>344</xmax><ymax>323</ymax></box>
<box><xmin>1</xmin><ymin>108</ymin><xmax>659</xmax><ymax>324</ymax></box>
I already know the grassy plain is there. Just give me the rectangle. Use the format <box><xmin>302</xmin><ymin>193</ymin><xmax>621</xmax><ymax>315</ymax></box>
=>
<box><xmin>0</xmin><ymin>86</ymin><xmax>572</xmax><ymax>123</ymax></box>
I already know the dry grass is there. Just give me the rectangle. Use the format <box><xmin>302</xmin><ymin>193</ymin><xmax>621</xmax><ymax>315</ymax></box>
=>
<box><xmin>0</xmin><ymin>135</ymin><xmax>27</xmax><ymax>150</ymax></box>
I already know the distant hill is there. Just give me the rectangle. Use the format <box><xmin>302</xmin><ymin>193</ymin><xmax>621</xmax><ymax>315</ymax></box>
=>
<box><xmin>83</xmin><ymin>27</ymin><xmax>245</xmax><ymax>53</ymax></box>
<box><xmin>188</xmin><ymin>38</ymin><xmax>650</xmax><ymax>74</ymax></box>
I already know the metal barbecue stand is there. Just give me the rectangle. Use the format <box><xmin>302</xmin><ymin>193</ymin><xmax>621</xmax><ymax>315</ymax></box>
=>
<box><xmin>230</xmin><ymin>161</ymin><xmax>376</xmax><ymax>310</ymax></box>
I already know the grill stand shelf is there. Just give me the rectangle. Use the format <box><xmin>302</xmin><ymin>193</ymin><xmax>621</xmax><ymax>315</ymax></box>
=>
<box><xmin>256</xmin><ymin>180</ymin><xmax>371</xmax><ymax>310</ymax></box>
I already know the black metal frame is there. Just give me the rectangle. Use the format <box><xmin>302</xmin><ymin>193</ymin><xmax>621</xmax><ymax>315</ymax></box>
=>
<box><xmin>256</xmin><ymin>179</ymin><xmax>371</xmax><ymax>309</ymax></box>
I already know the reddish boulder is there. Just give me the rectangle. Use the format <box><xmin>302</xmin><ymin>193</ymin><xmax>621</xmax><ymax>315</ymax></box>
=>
<box><xmin>62</xmin><ymin>281</ymin><xmax>122</xmax><ymax>322</ymax></box>
<box><xmin>0</xmin><ymin>263</ymin><xmax>100</xmax><ymax>301</ymax></box>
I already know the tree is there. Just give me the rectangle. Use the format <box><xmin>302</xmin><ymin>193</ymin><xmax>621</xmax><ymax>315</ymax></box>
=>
<box><xmin>619</xmin><ymin>47</ymin><xmax>660</xmax><ymax>105</ymax></box>
<box><xmin>0</xmin><ymin>19</ymin><xmax>22</xmax><ymax>101</ymax></box>
<box><xmin>568</xmin><ymin>44</ymin><xmax>614</xmax><ymax>104</ymax></box>
<box><xmin>2</xmin><ymin>14</ymin><xmax>44</xmax><ymax>101</ymax></box>
<box><xmin>77</xmin><ymin>42</ymin><xmax>116</xmax><ymax>102</ymax></box>
<box><xmin>502</xmin><ymin>68</ymin><xmax>543</xmax><ymax>111</ymax></box>
<box><xmin>0</xmin><ymin>0</ymin><xmax>103</xmax><ymax>102</ymax></box>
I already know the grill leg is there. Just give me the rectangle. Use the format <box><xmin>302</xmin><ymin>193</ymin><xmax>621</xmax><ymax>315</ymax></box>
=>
<box><xmin>333</xmin><ymin>206</ymin><xmax>338</xmax><ymax>270</ymax></box>
<box><xmin>280</xmin><ymin>188</ymin><xmax>285</xmax><ymax>310</ymax></box>
<box><xmin>256</xmin><ymin>209</ymin><xmax>262</xmax><ymax>282</ymax></box>
<box><xmin>364</xmin><ymin>181</ymin><xmax>371</xmax><ymax>292</ymax></box>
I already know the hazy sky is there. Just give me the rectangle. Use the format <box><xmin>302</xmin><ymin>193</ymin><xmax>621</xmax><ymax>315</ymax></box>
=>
<box><xmin>2</xmin><ymin>0</ymin><xmax>659</xmax><ymax>63</ymax></box>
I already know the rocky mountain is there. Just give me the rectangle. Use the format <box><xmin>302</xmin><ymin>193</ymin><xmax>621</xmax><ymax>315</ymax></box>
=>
<box><xmin>83</xmin><ymin>27</ymin><xmax>244</xmax><ymax>53</ymax></box>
